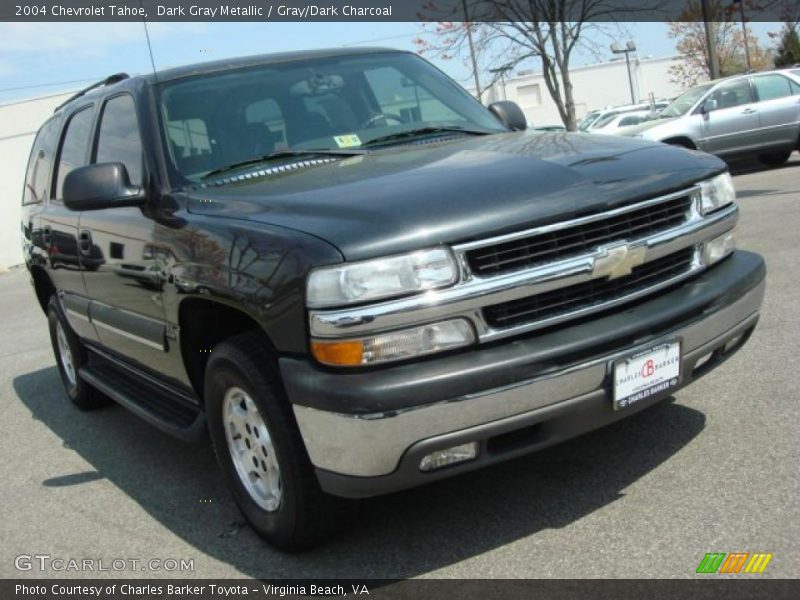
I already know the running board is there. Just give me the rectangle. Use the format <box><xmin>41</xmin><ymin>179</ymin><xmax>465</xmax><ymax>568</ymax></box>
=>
<box><xmin>79</xmin><ymin>359</ymin><xmax>205</xmax><ymax>441</ymax></box>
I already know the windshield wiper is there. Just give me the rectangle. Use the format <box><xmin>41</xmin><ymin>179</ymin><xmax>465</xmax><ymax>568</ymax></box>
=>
<box><xmin>202</xmin><ymin>148</ymin><xmax>366</xmax><ymax>180</ymax></box>
<box><xmin>362</xmin><ymin>126</ymin><xmax>495</xmax><ymax>147</ymax></box>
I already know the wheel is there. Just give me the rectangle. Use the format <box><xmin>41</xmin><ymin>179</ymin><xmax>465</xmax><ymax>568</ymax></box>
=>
<box><xmin>757</xmin><ymin>150</ymin><xmax>791</xmax><ymax>167</ymax></box>
<box><xmin>205</xmin><ymin>332</ymin><xmax>357</xmax><ymax>551</ymax></box>
<box><xmin>47</xmin><ymin>297</ymin><xmax>109</xmax><ymax>409</ymax></box>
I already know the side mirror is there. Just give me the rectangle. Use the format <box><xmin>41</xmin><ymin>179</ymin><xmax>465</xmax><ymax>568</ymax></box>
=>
<box><xmin>63</xmin><ymin>163</ymin><xmax>145</xmax><ymax>211</ymax></box>
<box><xmin>702</xmin><ymin>98</ymin><xmax>718</xmax><ymax>114</ymax></box>
<box><xmin>488</xmin><ymin>101</ymin><xmax>528</xmax><ymax>131</ymax></box>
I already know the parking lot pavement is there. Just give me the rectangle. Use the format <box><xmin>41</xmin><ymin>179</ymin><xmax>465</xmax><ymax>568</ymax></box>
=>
<box><xmin>0</xmin><ymin>157</ymin><xmax>798</xmax><ymax>580</ymax></box>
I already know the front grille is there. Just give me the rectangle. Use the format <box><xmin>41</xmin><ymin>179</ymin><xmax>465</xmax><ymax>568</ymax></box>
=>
<box><xmin>483</xmin><ymin>248</ymin><xmax>695</xmax><ymax>329</ymax></box>
<box><xmin>467</xmin><ymin>194</ymin><xmax>692</xmax><ymax>277</ymax></box>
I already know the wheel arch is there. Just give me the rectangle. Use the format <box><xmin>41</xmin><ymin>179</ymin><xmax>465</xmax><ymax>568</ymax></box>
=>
<box><xmin>30</xmin><ymin>265</ymin><xmax>56</xmax><ymax>314</ymax></box>
<box><xmin>661</xmin><ymin>136</ymin><xmax>697</xmax><ymax>150</ymax></box>
<box><xmin>177</xmin><ymin>297</ymin><xmax>278</xmax><ymax>401</ymax></box>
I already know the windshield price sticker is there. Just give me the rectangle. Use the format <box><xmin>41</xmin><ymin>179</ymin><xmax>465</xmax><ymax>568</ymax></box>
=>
<box><xmin>613</xmin><ymin>341</ymin><xmax>681</xmax><ymax>410</ymax></box>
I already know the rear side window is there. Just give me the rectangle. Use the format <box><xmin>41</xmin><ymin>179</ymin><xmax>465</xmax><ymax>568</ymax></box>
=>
<box><xmin>23</xmin><ymin>118</ymin><xmax>58</xmax><ymax>205</ymax></box>
<box><xmin>54</xmin><ymin>106</ymin><xmax>94</xmax><ymax>199</ymax></box>
<box><xmin>95</xmin><ymin>95</ymin><xmax>144</xmax><ymax>185</ymax></box>
<box><xmin>753</xmin><ymin>74</ymin><xmax>793</xmax><ymax>101</ymax></box>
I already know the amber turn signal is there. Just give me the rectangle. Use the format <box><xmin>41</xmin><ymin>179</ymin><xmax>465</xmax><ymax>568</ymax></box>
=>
<box><xmin>311</xmin><ymin>339</ymin><xmax>364</xmax><ymax>366</ymax></box>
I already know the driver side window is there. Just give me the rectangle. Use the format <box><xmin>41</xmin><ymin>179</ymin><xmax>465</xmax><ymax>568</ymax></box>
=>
<box><xmin>708</xmin><ymin>80</ymin><xmax>753</xmax><ymax>110</ymax></box>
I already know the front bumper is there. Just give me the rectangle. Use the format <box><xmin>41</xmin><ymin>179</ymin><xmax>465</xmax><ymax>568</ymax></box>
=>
<box><xmin>281</xmin><ymin>251</ymin><xmax>765</xmax><ymax>498</ymax></box>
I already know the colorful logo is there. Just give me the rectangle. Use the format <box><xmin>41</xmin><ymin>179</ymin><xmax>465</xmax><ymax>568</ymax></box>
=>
<box><xmin>696</xmin><ymin>552</ymin><xmax>773</xmax><ymax>574</ymax></box>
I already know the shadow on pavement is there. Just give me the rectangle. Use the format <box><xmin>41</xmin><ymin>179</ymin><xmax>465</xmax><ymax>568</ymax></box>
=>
<box><xmin>14</xmin><ymin>366</ymin><xmax>706</xmax><ymax>578</ymax></box>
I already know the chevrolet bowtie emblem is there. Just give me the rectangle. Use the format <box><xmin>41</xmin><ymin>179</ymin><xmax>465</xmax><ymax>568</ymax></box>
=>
<box><xmin>592</xmin><ymin>242</ymin><xmax>647</xmax><ymax>280</ymax></box>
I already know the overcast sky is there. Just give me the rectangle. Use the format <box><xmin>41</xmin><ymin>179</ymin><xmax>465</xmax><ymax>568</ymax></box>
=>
<box><xmin>0</xmin><ymin>21</ymin><xmax>783</xmax><ymax>104</ymax></box>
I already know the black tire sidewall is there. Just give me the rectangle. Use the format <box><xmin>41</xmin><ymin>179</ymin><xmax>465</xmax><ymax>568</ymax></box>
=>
<box><xmin>47</xmin><ymin>298</ymin><xmax>85</xmax><ymax>403</ymax></box>
<box><xmin>205</xmin><ymin>354</ymin><xmax>304</xmax><ymax>546</ymax></box>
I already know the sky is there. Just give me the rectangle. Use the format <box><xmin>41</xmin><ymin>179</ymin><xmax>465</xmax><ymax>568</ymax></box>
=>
<box><xmin>0</xmin><ymin>21</ymin><xmax>784</xmax><ymax>104</ymax></box>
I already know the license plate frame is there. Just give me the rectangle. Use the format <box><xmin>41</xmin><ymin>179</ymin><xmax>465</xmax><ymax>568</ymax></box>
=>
<box><xmin>612</xmin><ymin>341</ymin><xmax>682</xmax><ymax>411</ymax></box>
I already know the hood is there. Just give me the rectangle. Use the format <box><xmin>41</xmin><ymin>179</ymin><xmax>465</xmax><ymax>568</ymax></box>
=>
<box><xmin>186</xmin><ymin>131</ymin><xmax>724</xmax><ymax>261</ymax></box>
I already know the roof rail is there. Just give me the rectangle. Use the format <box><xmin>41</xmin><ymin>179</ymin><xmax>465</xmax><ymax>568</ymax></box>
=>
<box><xmin>53</xmin><ymin>73</ymin><xmax>130</xmax><ymax>113</ymax></box>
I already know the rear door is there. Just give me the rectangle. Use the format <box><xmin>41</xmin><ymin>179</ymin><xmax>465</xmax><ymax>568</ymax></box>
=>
<box><xmin>751</xmin><ymin>73</ymin><xmax>800</xmax><ymax>149</ymax></box>
<box><xmin>78</xmin><ymin>93</ymin><xmax>170</xmax><ymax>372</ymax></box>
<box><xmin>700</xmin><ymin>78</ymin><xmax>760</xmax><ymax>156</ymax></box>
<box><xmin>45</xmin><ymin>104</ymin><xmax>99</xmax><ymax>341</ymax></box>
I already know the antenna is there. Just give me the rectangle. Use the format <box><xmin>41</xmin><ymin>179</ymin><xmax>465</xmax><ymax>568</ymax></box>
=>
<box><xmin>139</xmin><ymin>0</ymin><xmax>158</xmax><ymax>82</ymax></box>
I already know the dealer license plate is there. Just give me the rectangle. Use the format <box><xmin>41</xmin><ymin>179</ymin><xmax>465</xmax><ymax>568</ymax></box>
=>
<box><xmin>613</xmin><ymin>341</ymin><xmax>681</xmax><ymax>410</ymax></box>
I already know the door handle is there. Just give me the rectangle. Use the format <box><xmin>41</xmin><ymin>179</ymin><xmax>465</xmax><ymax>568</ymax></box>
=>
<box><xmin>78</xmin><ymin>230</ymin><xmax>93</xmax><ymax>257</ymax></box>
<box><xmin>741</xmin><ymin>108</ymin><xmax>757</xmax><ymax>114</ymax></box>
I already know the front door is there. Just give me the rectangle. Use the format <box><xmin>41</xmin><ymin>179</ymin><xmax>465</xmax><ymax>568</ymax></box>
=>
<box><xmin>700</xmin><ymin>78</ymin><xmax>761</xmax><ymax>156</ymax></box>
<box><xmin>78</xmin><ymin>93</ymin><xmax>169</xmax><ymax>373</ymax></box>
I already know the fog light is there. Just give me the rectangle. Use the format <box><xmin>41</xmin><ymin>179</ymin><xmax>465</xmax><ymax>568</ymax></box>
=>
<box><xmin>419</xmin><ymin>442</ymin><xmax>479</xmax><ymax>472</ymax></box>
<box><xmin>703</xmin><ymin>228</ymin><xmax>736</xmax><ymax>265</ymax></box>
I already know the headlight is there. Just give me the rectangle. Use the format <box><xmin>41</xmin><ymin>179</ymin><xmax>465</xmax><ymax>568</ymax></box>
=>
<box><xmin>311</xmin><ymin>319</ymin><xmax>475</xmax><ymax>366</ymax></box>
<box><xmin>703</xmin><ymin>228</ymin><xmax>737</xmax><ymax>265</ymax></box>
<box><xmin>699</xmin><ymin>172</ymin><xmax>735</xmax><ymax>215</ymax></box>
<box><xmin>307</xmin><ymin>247</ymin><xmax>458</xmax><ymax>308</ymax></box>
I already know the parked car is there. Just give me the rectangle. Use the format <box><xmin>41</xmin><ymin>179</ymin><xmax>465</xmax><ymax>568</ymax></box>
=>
<box><xmin>577</xmin><ymin>101</ymin><xmax>668</xmax><ymax>131</ymax></box>
<box><xmin>586</xmin><ymin>110</ymin><xmax>654</xmax><ymax>133</ymax></box>
<box><xmin>621</xmin><ymin>70</ymin><xmax>800</xmax><ymax>166</ymax></box>
<box><xmin>21</xmin><ymin>48</ymin><xmax>765</xmax><ymax>551</ymax></box>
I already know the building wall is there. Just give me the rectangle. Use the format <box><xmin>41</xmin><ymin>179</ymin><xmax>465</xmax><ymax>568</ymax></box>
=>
<box><xmin>483</xmin><ymin>55</ymin><xmax>694</xmax><ymax>127</ymax></box>
<box><xmin>0</xmin><ymin>92</ymin><xmax>73</xmax><ymax>268</ymax></box>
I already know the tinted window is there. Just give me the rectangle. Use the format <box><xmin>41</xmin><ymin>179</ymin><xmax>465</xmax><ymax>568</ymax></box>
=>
<box><xmin>709</xmin><ymin>80</ymin><xmax>753</xmax><ymax>110</ymax></box>
<box><xmin>95</xmin><ymin>95</ymin><xmax>143</xmax><ymax>185</ymax></box>
<box><xmin>23</xmin><ymin>118</ymin><xmax>59</xmax><ymax>205</ymax></box>
<box><xmin>753</xmin><ymin>74</ymin><xmax>793</xmax><ymax>101</ymax></box>
<box><xmin>55</xmin><ymin>106</ymin><xmax>94</xmax><ymax>199</ymax></box>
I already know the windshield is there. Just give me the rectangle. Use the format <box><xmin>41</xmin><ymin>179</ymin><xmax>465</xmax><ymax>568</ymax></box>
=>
<box><xmin>577</xmin><ymin>112</ymin><xmax>601</xmax><ymax>131</ymax></box>
<box><xmin>660</xmin><ymin>83</ymin><xmax>715</xmax><ymax>118</ymax></box>
<box><xmin>158</xmin><ymin>52</ymin><xmax>506</xmax><ymax>183</ymax></box>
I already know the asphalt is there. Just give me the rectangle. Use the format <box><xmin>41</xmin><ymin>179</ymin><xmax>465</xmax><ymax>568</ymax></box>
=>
<box><xmin>0</xmin><ymin>156</ymin><xmax>798</xmax><ymax>579</ymax></box>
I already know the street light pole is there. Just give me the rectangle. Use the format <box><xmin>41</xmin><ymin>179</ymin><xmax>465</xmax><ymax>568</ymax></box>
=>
<box><xmin>611</xmin><ymin>41</ymin><xmax>637</xmax><ymax>104</ymax></box>
<box><xmin>701</xmin><ymin>0</ymin><xmax>721</xmax><ymax>78</ymax></box>
<box><xmin>488</xmin><ymin>64</ymin><xmax>513</xmax><ymax>101</ymax></box>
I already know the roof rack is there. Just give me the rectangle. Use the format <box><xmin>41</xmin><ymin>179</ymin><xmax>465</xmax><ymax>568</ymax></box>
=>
<box><xmin>53</xmin><ymin>73</ymin><xmax>130</xmax><ymax>113</ymax></box>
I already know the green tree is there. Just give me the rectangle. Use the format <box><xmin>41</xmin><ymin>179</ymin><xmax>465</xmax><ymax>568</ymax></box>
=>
<box><xmin>774</xmin><ymin>24</ymin><xmax>800</xmax><ymax>67</ymax></box>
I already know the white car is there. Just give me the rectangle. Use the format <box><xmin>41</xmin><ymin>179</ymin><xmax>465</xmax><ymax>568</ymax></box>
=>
<box><xmin>587</xmin><ymin>110</ymin><xmax>654</xmax><ymax>134</ymax></box>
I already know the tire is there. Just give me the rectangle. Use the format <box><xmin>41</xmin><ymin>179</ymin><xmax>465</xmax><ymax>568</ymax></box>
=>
<box><xmin>205</xmin><ymin>332</ymin><xmax>357</xmax><ymax>551</ymax></box>
<box><xmin>47</xmin><ymin>297</ymin><xmax>109</xmax><ymax>409</ymax></box>
<box><xmin>665</xmin><ymin>139</ymin><xmax>695</xmax><ymax>150</ymax></box>
<box><xmin>757</xmin><ymin>150</ymin><xmax>791</xmax><ymax>167</ymax></box>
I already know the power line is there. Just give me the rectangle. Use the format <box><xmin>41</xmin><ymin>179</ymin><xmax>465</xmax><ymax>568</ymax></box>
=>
<box><xmin>0</xmin><ymin>77</ymin><xmax>101</xmax><ymax>94</ymax></box>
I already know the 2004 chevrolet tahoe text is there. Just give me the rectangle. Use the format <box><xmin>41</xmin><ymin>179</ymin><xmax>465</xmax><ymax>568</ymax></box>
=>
<box><xmin>20</xmin><ymin>48</ymin><xmax>765</xmax><ymax>551</ymax></box>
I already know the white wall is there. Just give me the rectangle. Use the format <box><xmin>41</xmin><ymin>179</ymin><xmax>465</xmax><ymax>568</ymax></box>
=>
<box><xmin>0</xmin><ymin>92</ymin><xmax>74</xmax><ymax>268</ymax></box>
<box><xmin>483</xmin><ymin>55</ymin><xmax>695</xmax><ymax>127</ymax></box>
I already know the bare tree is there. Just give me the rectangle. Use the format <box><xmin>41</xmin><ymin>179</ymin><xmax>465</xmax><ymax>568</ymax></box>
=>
<box><xmin>416</xmin><ymin>1</ymin><xmax>645</xmax><ymax>130</ymax></box>
<box><xmin>668</xmin><ymin>0</ymin><xmax>772</xmax><ymax>88</ymax></box>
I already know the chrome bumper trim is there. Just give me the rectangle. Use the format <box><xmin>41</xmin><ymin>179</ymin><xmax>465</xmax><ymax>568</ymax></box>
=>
<box><xmin>310</xmin><ymin>204</ymin><xmax>738</xmax><ymax>342</ymax></box>
<box><xmin>295</xmin><ymin>278</ymin><xmax>764</xmax><ymax>477</ymax></box>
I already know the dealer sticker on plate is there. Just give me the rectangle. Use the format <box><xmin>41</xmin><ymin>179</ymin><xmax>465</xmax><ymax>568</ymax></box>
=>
<box><xmin>613</xmin><ymin>341</ymin><xmax>681</xmax><ymax>410</ymax></box>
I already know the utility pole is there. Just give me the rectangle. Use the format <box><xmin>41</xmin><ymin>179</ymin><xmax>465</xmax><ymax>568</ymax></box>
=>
<box><xmin>734</xmin><ymin>0</ymin><xmax>752</xmax><ymax>71</ymax></box>
<box><xmin>462</xmin><ymin>0</ymin><xmax>482</xmax><ymax>102</ymax></box>
<box><xmin>701</xmin><ymin>0</ymin><xmax>721</xmax><ymax>78</ymax></box>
